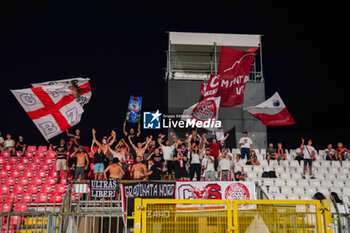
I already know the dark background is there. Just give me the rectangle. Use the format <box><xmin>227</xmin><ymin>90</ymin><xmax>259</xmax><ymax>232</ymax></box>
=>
<box><xmin>0</xmin><ymin>1</ymin><xmax>348</xmax><ymax>149</ymax></box>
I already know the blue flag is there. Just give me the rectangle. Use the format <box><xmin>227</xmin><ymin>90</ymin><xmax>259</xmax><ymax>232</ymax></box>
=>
<box><xmin>125</xmin><ymin>95</ymin><xmax>142</xmax><ymax>123</ymax></box>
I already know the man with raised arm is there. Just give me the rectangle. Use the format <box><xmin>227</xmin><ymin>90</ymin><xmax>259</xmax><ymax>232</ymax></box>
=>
<box><xmin>158</xmin><ymin>132</ymin><xmax>178</xmax><ymax>180</ymax></box>
<box><xmin>92</xmin><ymin>128</ymin><xmax>116</xmax><ymax>157</ymax></box>
<box><xmin>70</xmin><ymin>146</ymin><xmax>89</xmax><ymax>180</ymax></box>
<box><xmin>128</xmin><ymin>135</ymin><xmax>152</xmax><ymax>158</ymax></box>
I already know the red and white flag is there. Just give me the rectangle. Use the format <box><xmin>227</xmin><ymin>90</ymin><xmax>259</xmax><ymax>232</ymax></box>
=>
<box><xmin>181</xmin><ymin>97</ymin><xmax>221</xmax><ymax>131</ymax></box>
<box><xmin>32</xmin><ymin>78</ymin><xmax>92</xmax><ymax>107</ymax></box>
<box><xmin>243</xmin><ymin>92</ymin><xmax>295</xmax><ymax>126</ymax></box>
<box><xmin>216</xmin><ymin>47</ymin><xmax>259</xmax><ymax>107</ymax></box>
<box><xmin>200</xmin><ymin>74</ymin><xmax>220</xmax><ymax>99</ymax></box>
<box><xmin>11</xmin><ymin>85</ymin><xmax>84</xmax><ymax>140</ymax></box>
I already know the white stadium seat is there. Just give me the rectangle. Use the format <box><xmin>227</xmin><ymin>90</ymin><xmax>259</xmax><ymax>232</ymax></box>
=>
<box><xmin>345</xmin><ymin>180</ymin><xmax>350</xmax><ymax>187</ymax></box>
<box><xmin>342</xmin><ymin>187</ymin><xmax>350</xmax><ymax>197</ymax></box>
<box><xmin>287</xmin><ymin>194</ymin><xmax>299</xmax><ymax>200</ymax></box>
<box><xmin>292</xmin><ymin>172</ymin><xmax>302</xmax><ymax>179</ymax></box>
<box><xmin>298</xmin><ymin>179</ymin><xmax>309</xmax><ymax>187</ymax></box>
<box><xmin>274</xmin><ymin>193</ymin><xmax>286</xmax><ymax>200</ymax></box>
<box><xmin>280</xmin><ymin>173</ymin><xmax>290</xmax><ymax>180</ymax></box>
<box><xmin>269</xmin><ymin>160</ymin><xmax>278</xmax><ymax>167</ymax></box>
<box><xmin>269</xmin><ymin>186</ymin><xmax>280</xmax><ymax>195</ymax></box>
<box><xmin>275</xmin><ymin>166</ymin><xmax>284</xmax><ymax>174</ymax></box>
<box><xmin>293</xmin><ymin>186</ymin><xmax>305</xmax><ymax>195</ymax></box>
<box><xmin>289</xmin><ymin>160</ymin><xmax>300</xmax><ymax>168</ymax></box>
<box><xmin>321</xmin><ymin>180</ymin><xmax>333</xmax><ymax>188</ymax></box>
<box><xmin>332</xmin><ymin>161</ymin><xmax>341</xmax><ymax>167</ymax></box>
<box><xmin>280</xmin><ymin>160</ymin><xmax>289</xmax><ymax>167</ymax></box>
<box><xmin>333</xmin><ymin>180</ymin><xmax>344</xmax><ymax>188</ymax></box>
<box><xmin>281</xmin><ymin>186</ymin><xmax>292</xmax><ymax>195</ymax></box>
<box><xmin>253</xmin><ymin>166</ymin><xmax>263</xmax><ymax>174</ymax></box>
<box><xmin>263</xmin><ymin>179</ymin><xmax>274</xmax><ymax>187</ymax></box>
<box><xmin>260</xmin><ymin>160</ymin><xmax>268</xmax><ymax>167</ymax></box>
<box><xmin>286</xmin><ymin>179</ymin><xmax>297</xmax><ymax>188</ymax></box>
<box><xmin>309</xmin><ymin>179</ymin><xmax>321</xmax><ymax>187</ymax></box>
<box><xmin>312</xmin><ymin>161</ymin><xmax>320</xmax><ymax>168</ymax></box>
<box><xmin>328</xmin><ymin>167</ymin><xmax>339</xmax><ymax>174</ymax></box>
<box><xmin>274</xmin><ymin>179</ymin><xmax>285</xmax><ymax>187</ymax></box>
<box><xmin>305</xmin><ymin>187</ymin><xmax>317</xmax><ymax>195</ymax></box>
<box><xmin>317</xmin><ymin>187</ymin><xmax>330</xmax><ymax>196</ymax></box>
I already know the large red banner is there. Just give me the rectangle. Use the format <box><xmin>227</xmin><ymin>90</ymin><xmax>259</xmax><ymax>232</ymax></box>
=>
<box><xmin>216</xmin><ymin>47</ymin><xmax>259</xmax><ymax>107</ymax></box>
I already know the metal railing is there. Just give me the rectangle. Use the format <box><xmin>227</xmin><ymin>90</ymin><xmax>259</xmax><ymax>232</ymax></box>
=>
<box><xmin>134</xmin><ymin>198</ymin><xmax>333</xmax><ymax>233</ymax></box>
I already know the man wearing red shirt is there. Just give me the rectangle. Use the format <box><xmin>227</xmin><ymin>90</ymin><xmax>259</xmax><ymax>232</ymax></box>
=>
<box><xmin>203</xmin><ymin>133</ymin><xmax>229</xmax><ymax>171</ymax></box>
<box><xmin>335</xmin><ymin>142</ymin><xmax>349</xmax><ymax>165</ymax></box>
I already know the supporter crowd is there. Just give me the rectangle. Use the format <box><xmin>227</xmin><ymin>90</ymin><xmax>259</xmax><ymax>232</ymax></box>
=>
<box><xmin>0</xmin><ymin>125</ymin><xmax>349</xmax><ymax>184</ymax></box>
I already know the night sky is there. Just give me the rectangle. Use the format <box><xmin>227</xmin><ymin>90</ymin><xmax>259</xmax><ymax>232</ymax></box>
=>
<box><xmin>0</xmin><ymin>1</ymin><xmax>348</xmax><ymax>149</ymax></box>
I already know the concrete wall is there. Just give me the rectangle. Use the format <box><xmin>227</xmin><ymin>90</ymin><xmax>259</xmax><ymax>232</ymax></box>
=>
<box><xmin>167</xmin><ymin>80</ymin><xmax>267</xmax><ymax>149</ymax></box>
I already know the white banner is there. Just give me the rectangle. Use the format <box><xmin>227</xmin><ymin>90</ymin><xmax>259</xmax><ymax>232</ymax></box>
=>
<box><xmin>176</xmin><ymin>181</ymin><xmax>256</xmax><ymax>200</ymax></box>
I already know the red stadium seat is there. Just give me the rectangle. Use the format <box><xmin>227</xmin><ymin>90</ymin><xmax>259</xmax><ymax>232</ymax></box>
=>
<box><xmin>32</xmin><ymin>157</ymin><xmax>41</xmax><ymax>164</ymax></box>
<box><xmin>38</xmin><ymin>146</ymin><xmax>47</xmax><ymax>152</ymax></box>
<box><xmin>43</xmin><ymin>157</ymin><xmax>53</xmax><ymax>165</ymax></box>
<box><xmin>3</xmin><ymin>164</ymin><xmax>12</xmax><ymax>171</ymax></box>
<box><xmin>25</xmin><ymin>184</ymin><xmax>38</xmax><ymax>195</ymax></box>
<box><xmin>17</xmin><ymin>177</ymin><xmax>29</xmax><ymax>186</ymax></box>
<box><xmin>44</xmin><ymin>176</ymin><xmax>56</xmax><ymax>186</ymax></box>
<box><xmin>40</xmin><ymin>184</ymin><xmax>52</xmax><ymax>194</ymax></box>
<box><xmin>35</xmin><ymin>169</ymin><xmax>46</xmax><ymax>179</ymax></box>
<box><xmin>27</xmin><ymin>146</ymin><xmax>36</xmax><ymax>153</ymax></box>
<box><xmin>9</xmin><ymin>170</ymin><xmax>21</xmax><ymax>179</ymax></box>
<box><xmin>4</xmin><ymin>193</ymin><xmax>18</xmax><ymax>203</ymax></box>
<box><xmin>46</xmin><ymin>151</ymin><xmax>56</xmax><ymax>159</ymax></box>
<box><xmin>0</xmin><ymin>157</ymin><xmax>5</xmax><ymax>165</ymax></box>
<box><xmin>26</xmin><ymin>163</ymin><xmax>37</xmax><ymax>171</ymax></box>
<box><xmin>39</xmin><ymin>164</ymin><xmax>50</xmax><ymax>171</ymax></box>
<box><xmin>48</xmin><ymin>193</ymin><xmax>62</xmax><ymax>203</ymax></box>
<box><xmin>19</xmin><ymin>157</ymin><xmax>29</xmax><ymax>164</ymax></box>
<box><xmin>53</xmin><ymin>184</ymin><xmax>66</xmax><ymax>195</ymax></box>
<box><xmin>35</xmin><ymin>151</ymin><xmax>45</xmax><ymax>158</ymax></box>
<box><xmin>24</xmin><ymin>151</ymin><xmax>33</xmax><ymax>158</ymax></box>
<box><xmin>30</xmin><ymin>177</ymin><xmax>42</xmax><ymax>186</ymax></box>
<box><xmin>0</xmin><ymin>170</ymin><xmax>7</xmax><ymax>179</ymax></box>
<box><xmin>19</xmin><ymin>192</ymin><xmax>33</xmax><ymax>203</ymax></box>
<box><xmin>1</xmin><ymin>151</ymin><xmax>11</xmax><ymax>158</ymax></box>
<box><xmin>13</xmin><ymin>203</ymin><xmax>27</xmax><ymax>212</ymax></box>
<box><xmin>48</xmin><ymin>170</ymin><xmax>57</xmax><ymax>178</ymax></box>
<box><xmin>0</xmin><ymin>185</ymin><xmax>10</xmax><ymax>195</ymax></box>
<box><xmin>7</xmin><ymin>157</ymin><xmax>17</xmax><ymax>164</ymax></box>
<box><xmin>3</xmin><ymin>177</ymin><xmax>15</xmax><ymax>186</ymax></box>
<box><xmin>34</xmin><ymin>193</ymin><xmax>48</xmax><ymax>203</ymax></box>
<box><xmin>22</xmin><ymin>170</ymin><xmax>34</xmax><ymax>179</ymax></box>
<box><xmin>15</xmin><ymin>163</ymin><xmax>25</xmax><ymax>171</ymax></box>
<box><xmin>0</xmin><ymin>203</ymin><xmax>11</xmax><ymax>212</ymax></box>
<box><xmin>12</xmin><ymin>184</ymin><xmax>24</xmax><ymax>195</ymax></box>
<box><xmin>16</xmin><ymin>151</ymin><xmax>23</xmax><ymax>157</ymax></box>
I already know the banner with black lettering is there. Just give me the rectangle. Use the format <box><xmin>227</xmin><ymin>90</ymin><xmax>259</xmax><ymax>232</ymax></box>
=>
<box><xmin>90</xmin><ymin>180</ymin><xmax>118</xmax><ymax>198</ymax></box>
<box><xmin>121</xmin><ymin>181</ymin><xmax>175</xmax><ymax>218</ymax></box>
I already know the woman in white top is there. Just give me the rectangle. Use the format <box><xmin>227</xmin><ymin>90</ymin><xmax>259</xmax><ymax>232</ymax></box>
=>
<box><xmin>187</xmin><ymin>136</ymin><xmax>206</xmax><ymax>181</ymax></box>
<box><xmin>4</xmin><ymin>134</ymin><xmax>15</xmax><ymax>155</ymax></box>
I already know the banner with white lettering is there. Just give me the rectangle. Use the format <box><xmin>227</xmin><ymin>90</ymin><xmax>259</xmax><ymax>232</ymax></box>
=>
<box><xmin>121</xmin><ymin>181</ymin><xmax>175</xmax><ymax>217</ymax></box>
<box><xmin>90</xmin><ymin>180</ymin><xmax>118</xmax><ymax>198</ymax></box>
<box><xmin>11</xmin><ymin>85</ymin><xmax>84</xmax><ymax>141</ymax></box>
<box><xmin>216</xmin><ymin>47</ymin><xmax>259</xmax><ymax>107</ymax></box>
<box><xmin>176</xmin><ymin>181</ymin><xmax>256</xmax><ymax>210</ymax></box>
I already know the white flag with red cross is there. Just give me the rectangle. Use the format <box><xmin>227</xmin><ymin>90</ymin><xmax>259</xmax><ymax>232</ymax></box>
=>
<box><xmin>31</xmin><ymin>78</ymin><xmax>92</xmax><ymax>107</ymax></box>
<box><xmin>11</xmin><ymin>85</ymin><xmax>84</xmax><ymax>140</ymax></box>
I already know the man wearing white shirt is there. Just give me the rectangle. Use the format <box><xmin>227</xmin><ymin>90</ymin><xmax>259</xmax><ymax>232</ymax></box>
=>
<box><xmin>303</xmin><ymin>139</ymin><xmax>316</xmax><ymax>179</ymax></box>
<box><xmin>218</xmin><ymin>147</ymin><xmax>232</xmax><ymax>181</ymax></box>
<box><xmin>201</xmin><ymin>149</ymin><xmax>216</xmax><ymax>181</ymax></box>
<box><xmin>238</xmin><ymin>131</ymin><xmax>253</xmax><ymax>160</ymax></box>
<box><xmin>158</xmin><ymin>133</ymin><xmax>178</xmax><ymax>181</ymax></box>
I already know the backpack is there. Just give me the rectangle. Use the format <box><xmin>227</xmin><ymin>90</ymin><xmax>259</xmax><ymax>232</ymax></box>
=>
<box><xmin>268</xmin><ymin>171</ymin><xmax>277</xmax><ymax>178</ymax></box>
<box><xmin>330</xmin><ymin>192</ymin><xmax>343</xmax><ymax>204</ymax></box>
<box><xmin>313</xmin><ymin>192</ymin><xmax>326</xmax><ymax>201</ymax></box>
<box><xmin>262</xmin><ymin>171</ymin><xmax>269</xmax><ymax>178</ymax></box>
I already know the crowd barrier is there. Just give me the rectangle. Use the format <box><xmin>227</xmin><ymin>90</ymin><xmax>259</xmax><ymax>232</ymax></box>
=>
<box><xmin>134</xmin><ymin>198</ymin><xmax>333</xmax><ymax>233</ymax></box>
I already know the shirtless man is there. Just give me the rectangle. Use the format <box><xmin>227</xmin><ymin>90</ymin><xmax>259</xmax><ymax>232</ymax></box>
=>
<box><xmin>107</xmin><ymin>145</ymin><xmax>126</xmax><ymax>170</ymax></box>
<box><xmin>104</xmin><ymin>158</ymin><xmax>125</xmax><ymax>180</ymax></box>
<box><xmin>92</xmin><ymin>128</ymin><xmax>116</xmax><ymax>157</ymax></box>
<box><xmin>131</xmin><ymin>156</ymin><xmax>147</xmax><ymax>180</ymax></box>
<box><xmin>128</xmin><ymin>135</ymin><xmax>152</xmax><ymax>158</ymax></box>
<box><xmin>70</xmin><ymin>146</ymin><xmax>89</xmax><ymax>180</ymax></box>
